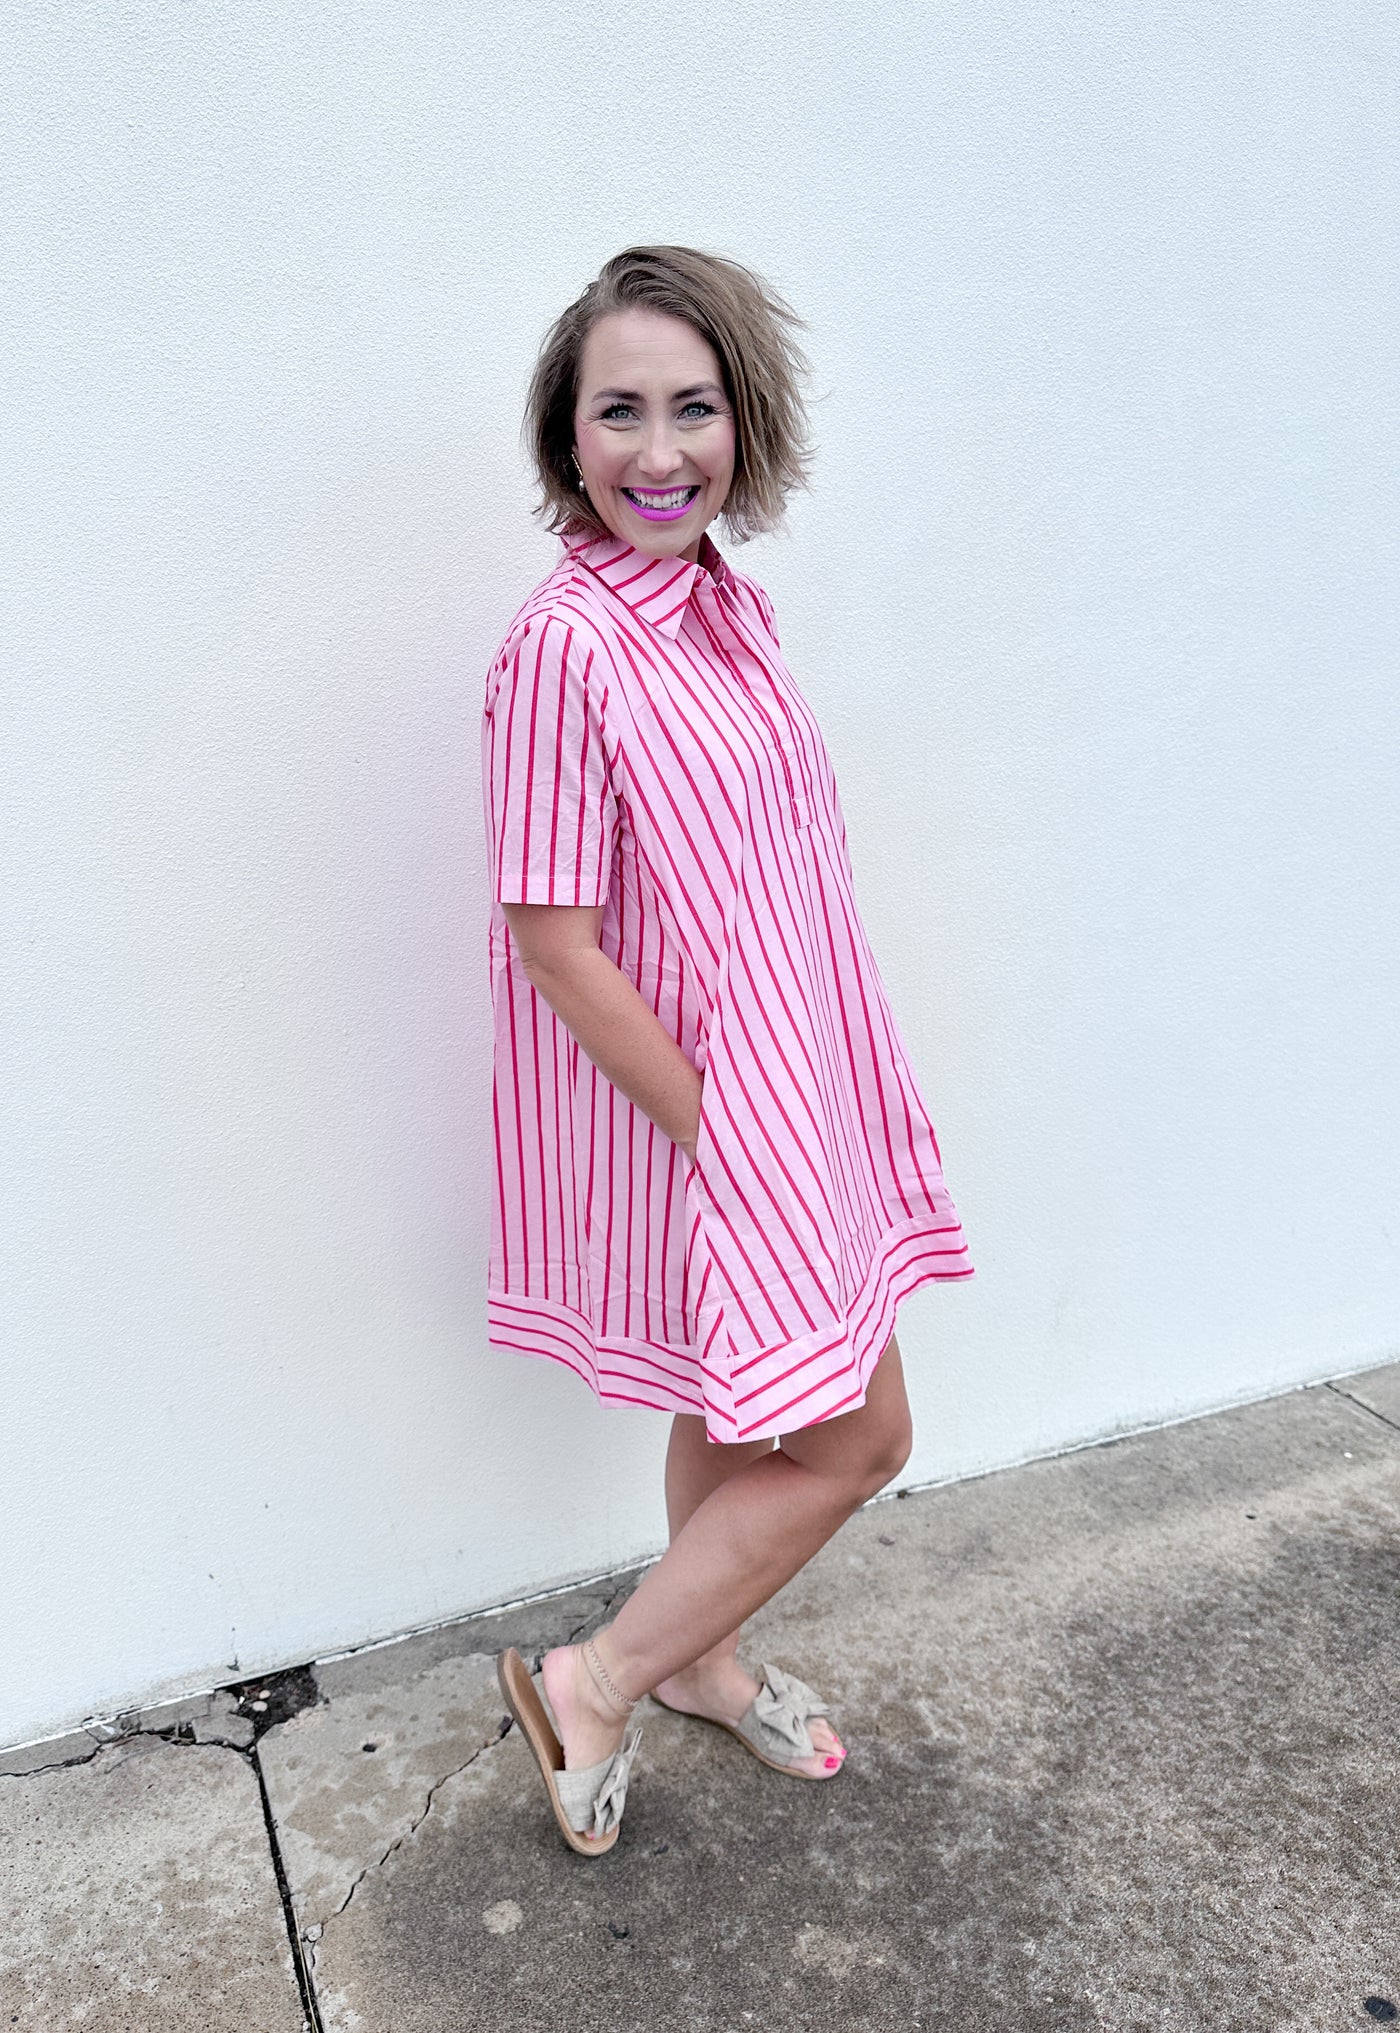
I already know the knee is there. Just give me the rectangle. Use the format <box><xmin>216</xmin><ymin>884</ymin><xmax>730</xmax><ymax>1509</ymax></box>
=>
<box><xmin>852</xmin><ymin>1411</ymin><xmax>914</xmax><ymax>1504</ymax></box>
<box><xmin>804</xmin><ymin>1409</ymin><xmax>914</xmax><ymax>1514</ymax></box>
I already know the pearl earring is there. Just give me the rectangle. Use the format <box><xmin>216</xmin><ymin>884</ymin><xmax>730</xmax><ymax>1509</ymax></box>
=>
<box><xmin>572</xmin><ymin>452</ymin><xmax>587</xmax><ymax>493</ymax></box>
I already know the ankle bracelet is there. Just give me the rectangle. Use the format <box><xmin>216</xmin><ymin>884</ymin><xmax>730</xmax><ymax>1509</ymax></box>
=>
<box><xmin>583</xmin><ymin>1635</ymin><xmax>639</xmax><ymax>1715</ymax></box>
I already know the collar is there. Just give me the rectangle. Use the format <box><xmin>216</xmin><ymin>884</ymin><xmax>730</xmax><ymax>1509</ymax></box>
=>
<box><xmin>561</xmin><ymin>529</ymin><xmax>732</xmax><ymax>641</ymax></box>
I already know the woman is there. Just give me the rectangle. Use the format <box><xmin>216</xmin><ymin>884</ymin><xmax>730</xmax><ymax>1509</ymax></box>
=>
<box><xmin>482</xmin><ymin>246</ymin><xmax>974</xmax><ymax>1856</ymax></box>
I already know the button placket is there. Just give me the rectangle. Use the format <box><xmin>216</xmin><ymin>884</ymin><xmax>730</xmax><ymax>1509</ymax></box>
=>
<box><xmin>709</xmin><ymin>588</ymin><xmax>811</xmax><ymax>830</ymax></box>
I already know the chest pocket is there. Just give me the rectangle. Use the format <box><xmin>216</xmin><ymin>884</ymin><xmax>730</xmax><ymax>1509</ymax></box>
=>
<box><xmin>628</xmin><ymin>678</ymin><xmax>809</xmax><ymax>859</ymax></box>
<box><xmin>779</xmin><ymin>737</ymin><xmax>813</xmax><ymax>829</ymax></box>
<box><xmin>710</xmin><ymin>596</ymin><xmax>814</xmax><ymax>831</ymax></box>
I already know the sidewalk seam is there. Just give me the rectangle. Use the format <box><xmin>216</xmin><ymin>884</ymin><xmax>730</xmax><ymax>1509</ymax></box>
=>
<box><xmin>251</xmin><ymin>1739</ymin><xmax>326</xmax><ymax>2033</ymax></box>
<box><xmin>1323</xmin><ymin>1381</ymin><xmax>1400</xmax><ymax>1434</ymax></box>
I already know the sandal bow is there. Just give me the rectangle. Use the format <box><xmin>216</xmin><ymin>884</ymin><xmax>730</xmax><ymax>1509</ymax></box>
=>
<box><xmin>552</xmin><ymin>1715</ymin><xmax>646</xmax><ymax>1845</ymax></box>
<box><xmin>590</xmin><ymin>1720</ymin><xmax>643</xmax><ymax>1837</ymax></box>
<box><xmin>752</xmin><ymin>1662</ymin><xmax>831</xmax><ymax>1760</ymax></box>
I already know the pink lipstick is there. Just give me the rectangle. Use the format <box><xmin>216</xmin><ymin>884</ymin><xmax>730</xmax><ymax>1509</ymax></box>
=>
<box><xmin>622</xmin><ymin>486</ymin><xmax>700</xmax><ymax>523</ymax></box>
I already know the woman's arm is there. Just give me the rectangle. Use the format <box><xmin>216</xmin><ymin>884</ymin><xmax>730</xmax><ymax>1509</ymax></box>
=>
<box><xmin>501</xmin><ymin>902</ymin><xmax>704</xmax><ymax>1163</ymax></box>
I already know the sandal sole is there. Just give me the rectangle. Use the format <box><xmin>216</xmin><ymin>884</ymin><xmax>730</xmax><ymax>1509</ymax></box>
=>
<box><xmin>496</xmin><ymin>1648</ymin><xmax>620</xmax><ymax>1857</ymax></box>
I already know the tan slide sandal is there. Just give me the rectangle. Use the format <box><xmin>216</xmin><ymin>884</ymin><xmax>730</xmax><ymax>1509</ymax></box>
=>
<box><xmin>497</xmin><ymin>1647</ymin><xmax>643</xmax><ymax>1856</ymax></box>
<box><xmin>651</xmin><ymin>1660</ymin><xmax>843</xmax><ymax>1779</ymax></box>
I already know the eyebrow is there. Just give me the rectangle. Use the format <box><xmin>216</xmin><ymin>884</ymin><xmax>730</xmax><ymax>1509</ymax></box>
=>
<box><xmin>589</xmin><ymin>382</ymin><xmax>724</xmax><ymax>403</ymax></box>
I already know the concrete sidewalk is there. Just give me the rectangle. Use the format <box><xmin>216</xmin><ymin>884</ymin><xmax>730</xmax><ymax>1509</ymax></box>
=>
<box><xmin>4</xmin><ymin>1365</ymin><xmax>1399</xmax><ymax>2032</ymax></box>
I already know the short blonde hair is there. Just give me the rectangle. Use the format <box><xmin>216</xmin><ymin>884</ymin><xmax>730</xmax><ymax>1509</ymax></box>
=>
<box><xmin>523</xmin><ymin>245</ymin><xmax>814</xmax><ymax>546</ymax></box>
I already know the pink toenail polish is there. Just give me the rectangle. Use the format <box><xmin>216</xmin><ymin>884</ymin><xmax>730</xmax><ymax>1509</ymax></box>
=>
<box><xmin>824</xmin><ymin>1755</ymin><xmax>841</xmax><ymax>1769</ymax></box>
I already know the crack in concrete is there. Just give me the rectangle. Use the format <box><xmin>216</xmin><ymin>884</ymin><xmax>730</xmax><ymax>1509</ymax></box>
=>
<box><xmin>314</xmin><ymin>1714</ymin><xmax>514</xmax><ymax>1948</ymax></box>
<box><xmin>563</xmin><ymin>1604</ymin><xmax>597</xmax><ymax>1647</ymax></box>
<box><xmin>0</xmin><ymin>1725</ymin><xmax>257</xmax><ymax>1779</ymax></box>
<box><xmin>551</xmin><ymin>1573</ymin><xmax>639</xmax><ymax>1662</ymax></box>
<box><xmin>0</xmin><ymin>1741</ymin><xmax>112</xmax><ymax>1776</ymax></box>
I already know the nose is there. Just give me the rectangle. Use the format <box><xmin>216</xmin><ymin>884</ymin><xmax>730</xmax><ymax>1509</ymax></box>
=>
<box><xmin>635</xmin><ymin>421</ymin><xmax>686</xmax><ymax>481</ymax></box>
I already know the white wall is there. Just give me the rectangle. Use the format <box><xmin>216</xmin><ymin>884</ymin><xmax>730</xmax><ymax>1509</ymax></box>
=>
<box><xmin>3</xmin><ymin>0</ymin><xmax>1397</xmax><ymax>1749</ymax></box>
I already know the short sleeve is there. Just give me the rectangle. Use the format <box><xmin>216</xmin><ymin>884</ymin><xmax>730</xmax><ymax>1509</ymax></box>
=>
<box><xmin>482</xmin><ymin>611</ymin><xmax>619</xmax><ymax>906</ymax></box>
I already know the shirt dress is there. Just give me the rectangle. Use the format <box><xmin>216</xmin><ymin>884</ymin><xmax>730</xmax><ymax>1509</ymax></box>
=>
<box><xmin>481</xmin><ymin>528</ymin><xmax>974</xmax><ymax>1444</ymax></box>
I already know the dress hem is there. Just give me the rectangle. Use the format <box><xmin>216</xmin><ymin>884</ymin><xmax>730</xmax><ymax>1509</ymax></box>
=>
<box><xmin>488</xmin><ymin>1214</ymin><xmax>975</xmax><ymax>1444</ymax></box>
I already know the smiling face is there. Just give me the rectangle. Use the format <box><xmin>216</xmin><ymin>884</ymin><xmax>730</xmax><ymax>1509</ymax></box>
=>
<box><xmin>572</xmin><ymin>309</ymin><xmax>737</xmax><ymax>564</ymax></box>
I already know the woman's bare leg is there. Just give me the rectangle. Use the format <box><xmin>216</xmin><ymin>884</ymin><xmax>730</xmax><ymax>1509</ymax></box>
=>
<box><xmin>661</xmin><ymin>1417</ymin><xmax>773</xmax><ymax>1669</ymax></box>
<box><xmin>651</xmin><ymin>1418</ymin><xmax>846</xmax><ymax>1774</ymax></box>
<box><xmin>541</xmin><ymin>1332</ymin><xmax>911</xmax><ymax>1826</ymax></box>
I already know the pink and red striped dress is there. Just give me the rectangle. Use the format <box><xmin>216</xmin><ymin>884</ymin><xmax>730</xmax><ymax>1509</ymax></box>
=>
<box><xmin>481</xmin><ymin>529</ymin><xmax>974</xmax><ymax>1443</ymax></box>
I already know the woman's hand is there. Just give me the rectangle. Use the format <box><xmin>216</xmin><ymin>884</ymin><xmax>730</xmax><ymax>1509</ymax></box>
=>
<box><xmin>502</xmin><ymin>902</ymin><xmax>706</xmax><ymax>1161</ymax></box>
<box><xmin>680</xmin><ymin>1073</ymin><xmax>704</xmax><ymax>1168</ymax></box>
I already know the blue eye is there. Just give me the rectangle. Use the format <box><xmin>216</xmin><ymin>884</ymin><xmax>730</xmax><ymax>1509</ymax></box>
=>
<box><xmin>596</xmin><ymin>399</ymin><xmax>718</xmax><ymax>422</ymax></box>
